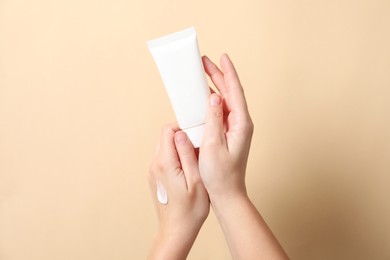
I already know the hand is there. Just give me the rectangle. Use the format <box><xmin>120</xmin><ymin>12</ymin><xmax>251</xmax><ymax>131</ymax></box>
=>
<box><xmin>199</xmin><ymin>54</ymin><xmax>288</xmax><ymax>259</ymax></box>
<box><xmin>199</xmin><ymin>53</ymin><xmax>254</xmax><ymax>202</ymax></box>
<box><xmin>148</xmin><ymin>124</ymin><xmax>210</xmax><ymax>260</ymax></box>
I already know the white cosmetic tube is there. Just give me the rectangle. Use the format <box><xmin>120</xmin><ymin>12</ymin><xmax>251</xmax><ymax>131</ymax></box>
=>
<box><xmin>147</xmin><ymin>27</ymin><xmax>210</xmax><ymax>148</ymax></box>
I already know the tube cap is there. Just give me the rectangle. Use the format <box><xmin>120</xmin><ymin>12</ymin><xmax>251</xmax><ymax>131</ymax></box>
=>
<box><xmin>183</xmin><ymin>124</ymin><xmax>205</xmax><ymax>148</ymax></box>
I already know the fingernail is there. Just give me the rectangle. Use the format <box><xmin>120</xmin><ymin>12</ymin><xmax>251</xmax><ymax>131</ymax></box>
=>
<box><xmin>175</xmin><ymin>131</ymin><xmax>187</xmax><ymax>145</ymax></box>
<box><xmin>210</xmin><ymin>94</ymin><xmax>221</xmax><ymax>106</ymax></box>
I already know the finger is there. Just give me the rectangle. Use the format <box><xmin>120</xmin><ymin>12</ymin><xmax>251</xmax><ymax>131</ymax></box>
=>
<box><xmin>220</xmin><ymin>53</ymin><xmax>249</xmax><ymax>114</ymax></box>
<box><xmin>157</xmin><ymin>123</ymin><xmax>180</xmax><ymax>164</ymax></box>
<box><xmin>202</xmin><ymin>55</ymin><xmax>226</xmax><ymax>94</ymax></box>
<box><xmin>174</xmin><ymin>131</ymin><xmax>201</xmax><ymax>189</ymax></box>
<box><xmin>203</xmin><ymin>93</ymin><xmax>225</xmax><ymax>146</ymax></box>
<box><xmin>157</xmin><ymin>123</ymin><xmax>180</xmax><ymax>172</ymax></box>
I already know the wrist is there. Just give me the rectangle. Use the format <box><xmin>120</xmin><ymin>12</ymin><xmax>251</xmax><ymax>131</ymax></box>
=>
<box><xmin>209</xmin><ymin>190</ymin><xmax>250</xmax><ymax>216</ymax></box>
<box><xmin>148</xmin><ymin>224</ymin><xmax>201</xmax><ymax>260</ymax></box>
<box><xmin>204</xmin><ymin>172</ymin><xmax>247</xmax><ymax>205</ymax></box>
<box><xmin>159</xmin><ymin>222</ymin><xmax>201</xmax><ymax>242</ymax></box>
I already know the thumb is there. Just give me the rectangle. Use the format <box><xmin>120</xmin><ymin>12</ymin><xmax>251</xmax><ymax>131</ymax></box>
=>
<box><xmin>174</xmin><ymin>131</ymin><xmax>201</xmax><ymax>189</ymax></box>
<box><xmin>202</xmin><ymin>93</ymin><xmax>225</xmax><ymax>146</ymax></box>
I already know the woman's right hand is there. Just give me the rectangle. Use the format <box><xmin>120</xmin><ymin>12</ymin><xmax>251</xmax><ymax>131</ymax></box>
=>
<box><xmin>199</xmin><ymin>54</ymin><xmax>288</xmax><ymax>260</ymax></box>
<box><xmin>199</xmin><ymin>53</ymin><xmax>254</xmax><ymax>202</ymax></box>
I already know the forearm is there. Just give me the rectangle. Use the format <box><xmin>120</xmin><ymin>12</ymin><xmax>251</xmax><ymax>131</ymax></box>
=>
<box><xmin>211</xmin><ymin>192</ymin><xmax>288</xmax><ymax>260</ymax></box>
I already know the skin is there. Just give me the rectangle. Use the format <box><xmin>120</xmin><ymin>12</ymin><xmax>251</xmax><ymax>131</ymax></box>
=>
<box><xmin>148</xmin><ymin>126</ymin><xmax>209</xmax><ymax>260</ymax></box>
<box><xmin>148</xmin><ymin>54</ymin><xmax>289</xmax><ymax>259</ymax></box>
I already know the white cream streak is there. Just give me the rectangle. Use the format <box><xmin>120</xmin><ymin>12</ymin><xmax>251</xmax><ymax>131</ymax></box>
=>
<box><xmin>156</xmin><ymin>181</ymin><xmax>168</xmax><ymax>205</ymax></box>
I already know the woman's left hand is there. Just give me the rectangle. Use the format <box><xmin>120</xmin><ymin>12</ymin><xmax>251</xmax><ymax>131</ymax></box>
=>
<box><xmin>148</xmin><ymin>123</ymin><xmax>210</xmax><ymax>260</ymax></box>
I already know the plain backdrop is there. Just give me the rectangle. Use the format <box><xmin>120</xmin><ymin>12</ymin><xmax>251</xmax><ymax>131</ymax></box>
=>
<box><xmin>1</xmin><ymin>0</ymin><xmax>389</xmax><ymax>259</ymax></box>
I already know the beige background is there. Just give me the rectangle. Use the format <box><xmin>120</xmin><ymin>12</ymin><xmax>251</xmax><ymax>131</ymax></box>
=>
<box><xmin>1</xmin><ymin>0</ymin><xmax>389</xmax><ymax>259</ymax></box>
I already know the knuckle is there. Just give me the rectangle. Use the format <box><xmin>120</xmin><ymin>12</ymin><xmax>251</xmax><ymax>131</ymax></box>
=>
<box><xmin>156</xmin><ymin>161</ymin><xmax>167</xmax><ymax>173</ymax></box>
<box><xmin>242</xmin><ymin>118</ymin><xmax>254</xmax><ymax>135</ymax></box>
<box><xmin>161</xmin><ymin>123</ymin><xmax>178</xmax><ymax>134</ymax></box>
<box><xmin>160</xmin><ymin>124</ymin><xmax>171</xmax><ymax>135</ymax></box>
<box><xmin>213</xmin><ymin>109</ymin><xmax>223</xmax><ymax>118</ymax></box>
<box><xmin>191</xmin><ymin>176</ymin><xmax>203</xmax><ymax>187</ymax></box>
<box><xmin>208</xmin><ymin>106</ymin><xmax>223</xmax><ymax>118</ymax></box>
<box><xmin>149</xmin><ymin>159</ymin><xmax>165</xmax><ymax>177</ymax></box>
<box><xmin>202</xmin><ymin>136</ymin><xmax>224</xmax><ymax>149</ymax></box>
<box><xmin>178</xmin><ymin>146</ymin><xmax>191</xmax><ymax>157</ymax></box>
